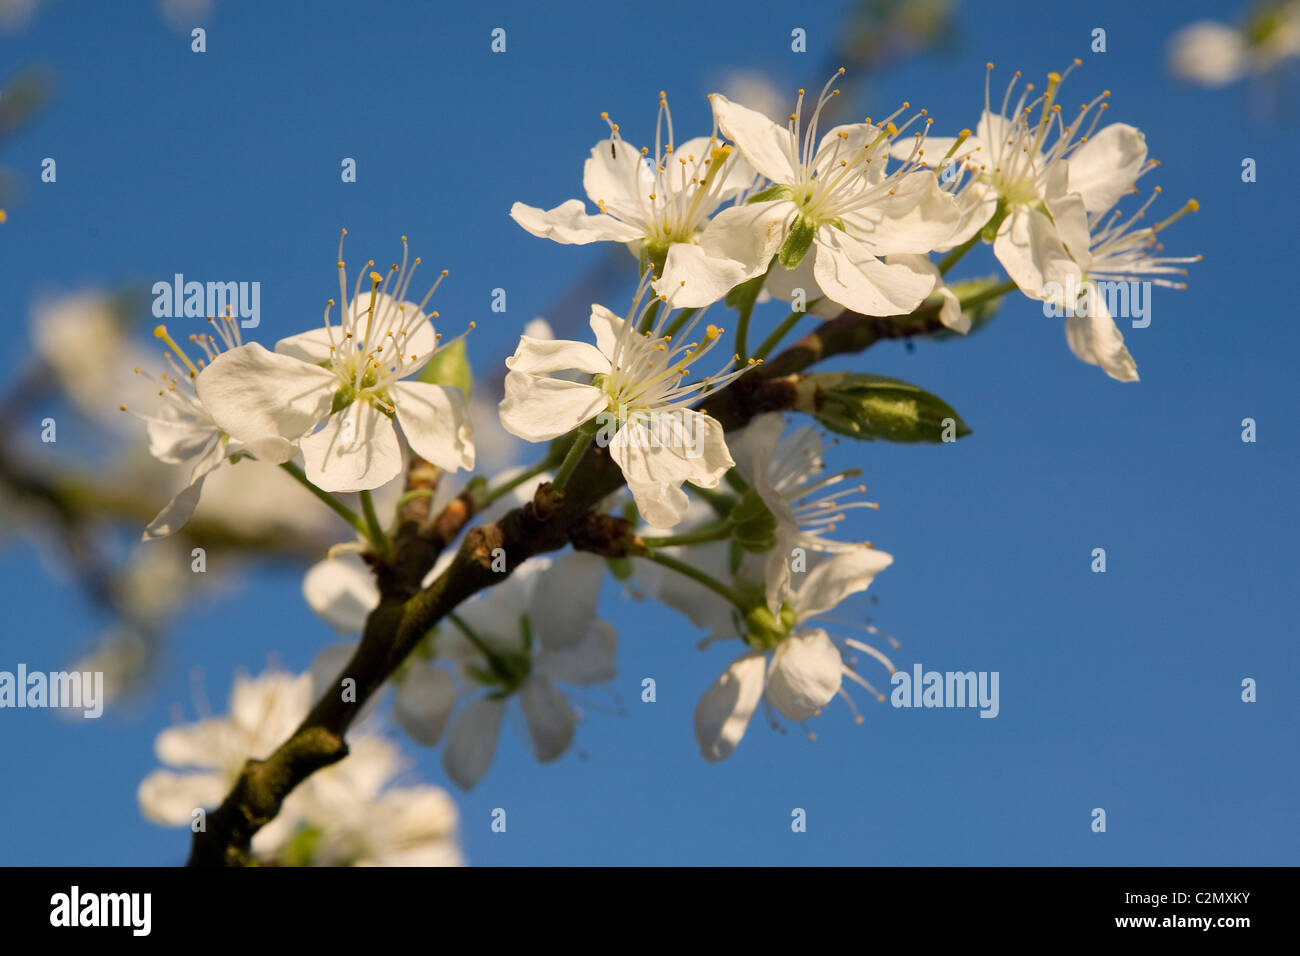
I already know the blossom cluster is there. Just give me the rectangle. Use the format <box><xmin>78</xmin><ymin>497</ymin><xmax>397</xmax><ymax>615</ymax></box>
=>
<box><xmin>128</xmin><ymin>64</ymin><xmax>1199</xmax><ymax>853</ymax></box>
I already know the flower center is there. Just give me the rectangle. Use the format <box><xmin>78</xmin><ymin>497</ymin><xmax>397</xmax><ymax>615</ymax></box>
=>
<box><xmin>601</xmin><ymin>93</ymin><xmax>741</xmax><ymax>256</ymax></box>
<box><xmin>598</xmin><ymin>290</ymin><xmax>750</xmax><ymax>420</ymax></box>
<box><xmin>974</xmin><ymin>61</ymin><xmax>1110</xmax><ymax>210</ymax></box>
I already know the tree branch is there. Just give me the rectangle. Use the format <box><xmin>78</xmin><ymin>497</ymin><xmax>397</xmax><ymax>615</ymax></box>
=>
<box><xmin>186</xmin><ymin>302</ymin><xmax>948</xmax><ymax>866</ymax></box>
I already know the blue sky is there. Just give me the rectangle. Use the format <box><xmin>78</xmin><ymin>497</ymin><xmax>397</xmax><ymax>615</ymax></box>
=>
<box><xmin>1</xmin><ymin>0</ymin><xmax>1296</xmax><ymax>865</ymax></box>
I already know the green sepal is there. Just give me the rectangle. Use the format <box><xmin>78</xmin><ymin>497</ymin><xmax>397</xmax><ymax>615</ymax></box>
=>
<box><xmin>778</xmin><ymin>216</ymin><xmax>817</xmax><ymax>269</ymax></box>
<box><xmin>796</xmin><ymin>372</ymin><xmax>972</xmax><ymax>443</ymax></box>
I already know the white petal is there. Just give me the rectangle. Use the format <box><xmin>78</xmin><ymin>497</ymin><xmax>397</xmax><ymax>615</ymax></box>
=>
<box><xmin>762</xmin><ymin>251</ymin><xmax>841</xmax><ymax>318</ymax></box>
<box><xmin>884</xmin><ymin>254</ymin><xmax>969</xmax><ymax>334</ymax></box>
<box><xmin>499</xmin><ymin>372</ymin><xmax>607</xmax><ymax>442</ymax></box>
<box><xmin>195</xmin><ymin>343</ymin><xmax>334</xmax><ymax>463</ymax></box>
<box><xmin>793</xmin><ymin>547</ymin><xmax>894</xmax><ymax>620</ymax></box>
<box><xmin>711</xmin><ymin>93</ymin><xmax>797</xmax><ymax>183</ymax></box>
<box><xmin>1064</xmin><ymin>291</ymin><xmax>1139</xmax><ymax>382</ymax></box>
<box><xmin>143</xmin><ymin>413</ymin><xmax>218</xmax><ymax>467</ymax></box>
<box><xmin>653</xmin><ymin>241</ymin><xmax>750</xmax><ymax>309</ymax></box>
<box><xmin>138</xmin><ymin>771</ymin><xmax>228</xmax><ymax>825</ymax></box>
<box><xmin>937</xmin><ymin>282</ymin><xmax>969</xmax><ymax>334</ymax></box>
<box><xmin>309</xmin><ymin>642</ymin><xmax>361</xmax><ymax>703</ymax></box>
<box><xmin>763</xmin><ymin>526</ymin><xmax>801</xmax><ymax>614</ymax></box>
<box><xmin>504</xmin><ymin>335</ymin><xmax>608</xmax><ymax>376</ymax></box>
<box><xmin>588</xmin><ymin>303</ymin><xmax>629</xmax><ymax>361</ymax></box>
<box><xmin>1066</xmin><ymin>123</ymin><xmax>1148</xmax><ymax>214</ymax></box>
<box><xmin>510</xmin><ymin>199</ymin><xmax>644</xmax><ymax>244</ymax></box>
<box><xmin>300</xmin><ymin>405</ymin><xmax>404</xmax><ymax>492</ymax></box>
<box><xmin>1044</xmin><ymin>163</ymin><xmax>1092</xmax><ymax>265</ymax></box>
<box><xmin>943</xmin><ymin>180</ymin><xmax>999</xmax><ymax>250</ymax></box>
<box><xmin>519</xmin><ymin>675</ymin><xmax>577</xmax><ymax>763</ymax></box>
<box><xmin>143</xmin><ymin>474</ymin><xmax>207</xmax><ymax>541</ymax></box>
<box><xmin>303</xmin><ymin>555</ymin><xmax>377</xmax><ymax>633</ymax></box>
<box><xmin>725</xmin><ymin>411</ymin><xmax>784</xmax><ymax>485</ymax></box>
<box><xmin>441</xmin><ymin>698</ymin><xmax>505</xmax><ymax>790</ymax></box>
<box><xmin>895</xmin><ymin>134</ymin><xmax>986</xmax><ymax>168</ymax></box>
<box><xmin>227</xmin><ymin>671</ymin><xmax>314</xmax><ymax>753</ymax></box>
<box><xmin>694</xmin><ymin>651</ymin><xmax>767</xmax><ymax>762</ymax></box>
<box><xmin>274</xmin><ymin>326</ymin><xmax>335</xmax><ymax>364</ymax></box>
<box><xmin>392</xmin><ymin>381</ymin><xmax>475</xmax><ymax>473</ymax></box>
<box><xmin>842</xmin><ymin>170</ymin><xmax>963</xmax><ymax>255</ymax></box>
<box><xmin>610</xmin><ymin>412</ymin><xmax>733</xmax><ymax>529</ymax></box>
<box><xmin>582</xmin><ymin>141</ymin><xmax>655</xmax><ymax>218</ymax></box>
<box><xmin>393</xmin><ymin>664</ymin><xmax>458</xmax><ymax>747</ymax></box>
<box><xmin>693</xmin><ymin>201</ymin><xmax>793</xmax><ymax>280</ymax></box>
<box><xmin>993</xmin><ymin>208</ymin><xmax>1082</xmax><ymax>303</ymax></box>
<box><xmin>529</xmin><ymin>551</ymin><xmax>606</xmax><ymax>651</ymax></box>
<box><xmin>538</xmin><ymin>620</ymin><xmax>618</xmax><ymax>686</ymax></box>
<box><xmin>644</xmin><ymin>540</ymin><xmax>741</xmax><ymax>639</ymax></box>
<box><xmin>765</xmin><ymin>629</ymin><xmax>843</xmax><ymax>721</ymax></box>
<box><xmin>155</xmin><ymin>720</ymin><xmax>233</xmax><ymax>769</ymax></box>
<box><xmin>626</xmin><ymin>480</ymin><xmax>691</xmax><ymax>530</ymax></box>
<box><xmin>812</xmin><ymin>228</ymin><xmax>936</xmax><ymax>316</ymax></box>
<box><xmin>357</xmin><ymin>785</ymin><xmax>460</xmax><ymax>866</ymax></box>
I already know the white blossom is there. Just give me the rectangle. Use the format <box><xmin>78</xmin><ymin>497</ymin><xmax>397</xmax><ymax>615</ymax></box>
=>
<box><xmin>196</xmin><ymin>234</ymin><xmax>474</xmax><ymax>492</ymax></box>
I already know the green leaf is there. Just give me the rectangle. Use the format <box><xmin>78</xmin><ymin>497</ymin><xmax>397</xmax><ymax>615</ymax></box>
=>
<box><xmin>418</xmin><ymin>337</ymin><xmax>472</xmax><ymax>398</ymax></box>
<box><xmin>796</xmin><ymin>372</ymin><xmax>972</xmax><ymax>443</ymax></box>
<box><xmin>778</xmin><ymin>215</ymin><xmax>817</xmax><ymax>269</ymax></box>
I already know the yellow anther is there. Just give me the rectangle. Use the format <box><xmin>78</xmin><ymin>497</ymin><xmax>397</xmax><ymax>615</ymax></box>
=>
<box><xmin>153</xmin><ymin>325</ymin><xmax>199</xmax><ymax>377</ymax></box>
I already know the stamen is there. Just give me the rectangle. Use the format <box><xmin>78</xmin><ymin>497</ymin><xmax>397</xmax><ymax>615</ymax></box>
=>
<box><xmin>153</xmin><ymin>325</ymin><xmax>198</xmax><ymax>377</ymax></box>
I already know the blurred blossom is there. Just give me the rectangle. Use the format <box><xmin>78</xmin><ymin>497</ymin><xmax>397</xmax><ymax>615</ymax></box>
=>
<box><xmin>29</xmin><ymin>292</ymin><xmax>156</xmax><ymax>431</ymax></box>
<box><xmin>1168</xmin><ymin>3</ymin><xmax>1300</xmax><ymax>87</ymax></box>
<box><xmin>139</xmin><ymin>668</ymin><xmax>462</xmax><ymax>866</ymax></box>
<box><xmin>188</xmin><ymin>457</ymin><xmax>335</xmax><ymax>543</ymax></box>
<box><xmin>0</xmin><ymin>0</ymin><xmax>39</xmax><ymax>33</ymax></box>
<box><xmin>158</xmin><ymin>0</ymin><xmax>212</xmax><ymax>30</ymax></box>
<box><xmin>69</xmin><ymin>627</ymin><xmax>150</xmax><ymax>712</ymax></box>
<box><xmin>716</xmin><ymin>70</ymin><xmax>786</xmax><ymax>122</ymax></box>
